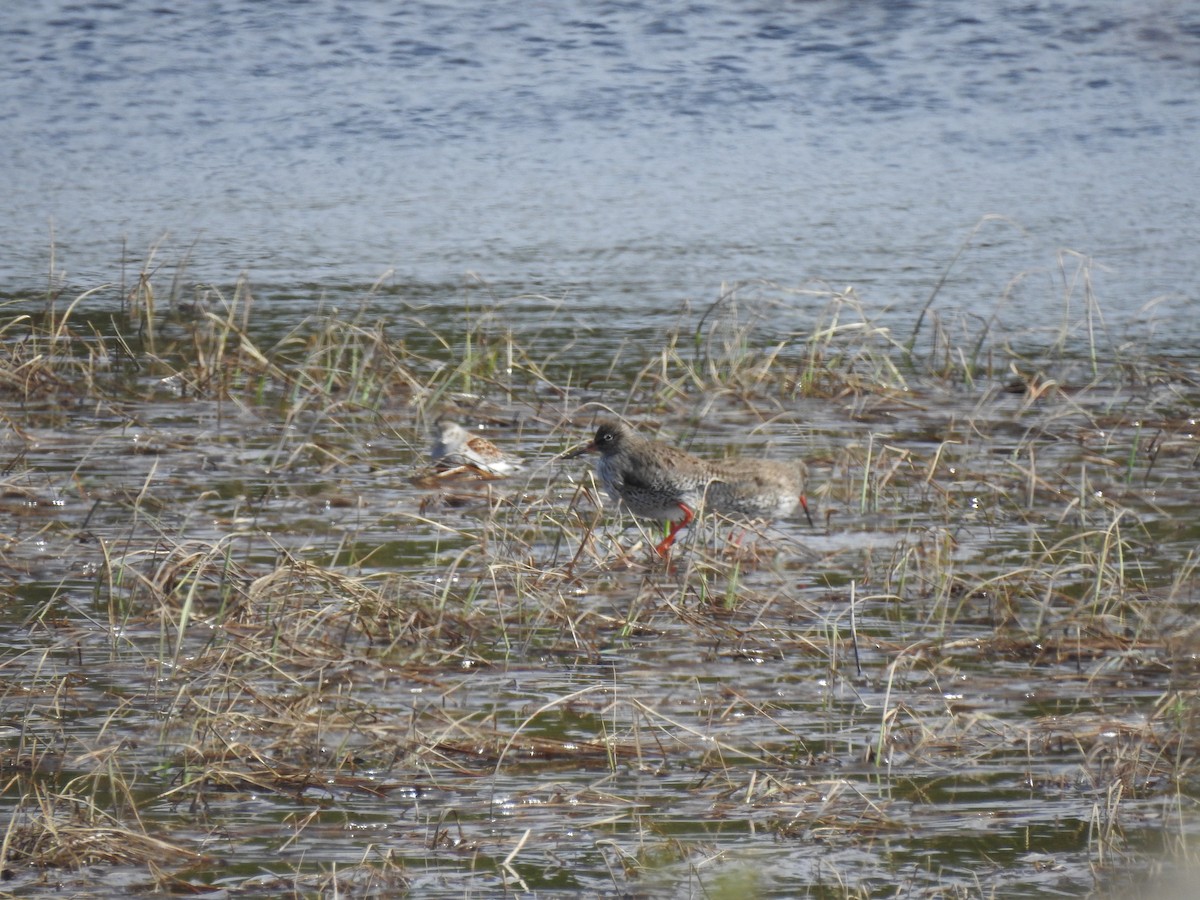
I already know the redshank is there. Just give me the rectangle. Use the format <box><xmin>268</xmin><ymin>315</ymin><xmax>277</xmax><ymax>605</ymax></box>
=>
<box><xmin>562</xmin><ymin>420</ymin><xmax>813</xmax><ymax>556</ymax></box>
<box><xmin>430</xmin><ymin>420</ymin><xmax>522</xmax><ymax>478</ymax></box>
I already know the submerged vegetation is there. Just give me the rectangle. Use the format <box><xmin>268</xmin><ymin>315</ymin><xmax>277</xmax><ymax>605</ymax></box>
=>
<box><xmin>2</xmin><ymin>251</ymin><xmax>1200</xmax><ymax>897</ymax></box>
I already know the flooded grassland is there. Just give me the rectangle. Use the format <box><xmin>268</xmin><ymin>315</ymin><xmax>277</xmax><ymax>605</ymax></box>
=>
<box><xmin>2</xmin><ymin>269</ymin><xmax>1200</xmax><ymax>898</ymax></box>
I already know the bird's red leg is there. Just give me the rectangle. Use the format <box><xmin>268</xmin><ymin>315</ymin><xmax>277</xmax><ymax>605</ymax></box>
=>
<box><xmin>799</xmin><ymin>495</ymin><xmax>815</xmax><ymax>528</ymax></box>
<box><xmin>654</xmin><ymin>503</ymin><xmax>695</xmax><ymax>556</ymax></box>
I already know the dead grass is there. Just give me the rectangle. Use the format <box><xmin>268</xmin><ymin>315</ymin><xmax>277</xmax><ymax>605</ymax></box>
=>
<box><xmin>2</xmin><ymin>256</ymin><xmax>1200</xmax><ymax>895</ymax></box>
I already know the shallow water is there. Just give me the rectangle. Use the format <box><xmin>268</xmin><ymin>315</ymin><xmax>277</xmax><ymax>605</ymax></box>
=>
<box><xmin>3</xmin><ymin>291</ymin><xmax>1200</xmax><ymax>896</ymax></box>
<box><xmin>2</xmin><ymin>0</ymin><xmax>1198</xmax><ymax>346</ymax></box>
<box><xmin>3</xmin><ymin>2</ymin><xmax>1200</xmax><ymax>896</ymax></box>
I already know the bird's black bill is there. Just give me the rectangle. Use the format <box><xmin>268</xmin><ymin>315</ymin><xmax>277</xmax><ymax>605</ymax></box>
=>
<box><xmin>559</xmin><ymin>441</ymin><xmax>597</xmax><ymax>460</ymax></box>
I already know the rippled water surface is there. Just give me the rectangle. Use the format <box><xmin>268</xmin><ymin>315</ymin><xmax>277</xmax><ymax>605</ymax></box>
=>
<box><xmin>3</xmin><ymin>3</ymin><xmax>1200</xmax><ymax>898</ymax></box>
<box><xmin>3</xmin><ymin>0</ymin><xmax>1198</xmax><ymax>342</ymax></box>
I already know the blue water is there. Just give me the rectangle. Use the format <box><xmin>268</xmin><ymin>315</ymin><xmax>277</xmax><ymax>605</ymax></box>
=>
<box><xmin>2</xmin><ymin>1</ymin><xmax>1198</xmax><ymax>340</ymax></box>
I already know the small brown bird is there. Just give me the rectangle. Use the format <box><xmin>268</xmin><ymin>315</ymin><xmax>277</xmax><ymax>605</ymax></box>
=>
<box><xmin>430</xmin><ymin>420</ymin><xmax>522</xmax><ymax>478</ymax></box>
<box><xmin>563</xmin><ymin>420</ymin><xmax>812</xmax><ymax>555</ymax></box>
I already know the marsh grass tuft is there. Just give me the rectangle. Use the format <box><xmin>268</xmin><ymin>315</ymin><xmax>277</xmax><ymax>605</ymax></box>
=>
<box><xmin>2</xmin><ymin>254</ymin><xmax>1200</xmax><ymax>895</ymax></box>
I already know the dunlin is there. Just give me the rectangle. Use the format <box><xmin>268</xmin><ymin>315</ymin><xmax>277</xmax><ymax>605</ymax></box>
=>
<box><xmin>563</xmin><ymin>420</ymin><xmax>813</xmax><ymax>556</ymax></box>
<box><xmin>430</xmin><ymin>420</ymin><xmax>522</xmax><ymax>478</ymax></box>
